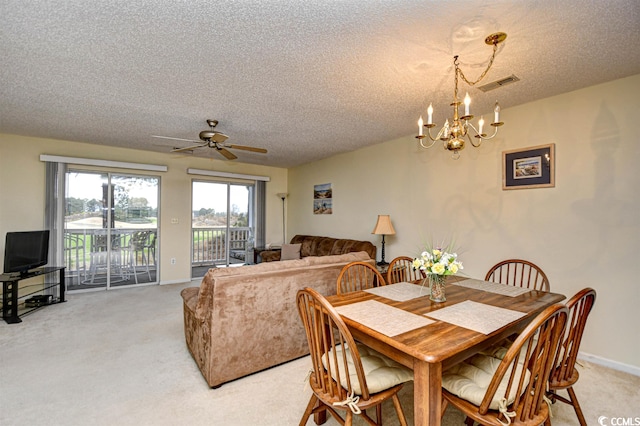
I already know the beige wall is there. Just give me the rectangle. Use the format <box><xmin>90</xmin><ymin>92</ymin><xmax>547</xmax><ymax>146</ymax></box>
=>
<box><xmin>0</xmin><ymin>135</ymin><xmax>288</xmax><ymax>283</ymax></box>
<box><xmin>2</xmin><ymin>75</ymin><xmax>638</xmax><ymax>370</ymax></box>
<box><xmin>288</xmin><ymin>73</ymin><xmax>640</xmax><ymax>371</ymax></box>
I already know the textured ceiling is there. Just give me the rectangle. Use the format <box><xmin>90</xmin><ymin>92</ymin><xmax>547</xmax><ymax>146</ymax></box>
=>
<box><xmin>2</xmin><ymin>0</ymin><xmax>639</xmax><ymax>168</ymax></box>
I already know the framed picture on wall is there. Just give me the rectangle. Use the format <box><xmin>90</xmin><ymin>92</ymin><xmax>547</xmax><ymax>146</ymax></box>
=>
<box><xmin>503</xmin><ymin>144</ymin><xmax>555</xmax><ymax>190</ymax></box>
<box><xmin>313</xmin><ymin>183</ymin><xmax>332</xmax><ymax>214</ymax></box>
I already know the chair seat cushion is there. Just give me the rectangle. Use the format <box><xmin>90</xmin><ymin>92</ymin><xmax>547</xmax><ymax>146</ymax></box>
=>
<box><xmin>324</xmin><ymin>342</ymin><xmax>413</xmax><ymax>395</ymax></box>
<box><xmin>442</xmin><ymin>347</ymin><xmax>530</xmax><ymax>410</ymax></box>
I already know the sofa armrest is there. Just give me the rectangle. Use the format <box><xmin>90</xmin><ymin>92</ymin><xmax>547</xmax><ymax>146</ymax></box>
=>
<box><xmin>181</xmin><ymin>287</ymin><xmax>201</xmax><ymax>317</ymax></box>
<box><xmin>260</xmin><ymin>250</ymin><xmax>281</xmax><ymax>262</ymax></box>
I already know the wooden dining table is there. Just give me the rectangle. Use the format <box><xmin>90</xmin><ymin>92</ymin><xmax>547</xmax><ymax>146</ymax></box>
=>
<box><xmin>323</xmin><ymin>276</ymin><xmax>566</xmax><ymax>426</ymax></box>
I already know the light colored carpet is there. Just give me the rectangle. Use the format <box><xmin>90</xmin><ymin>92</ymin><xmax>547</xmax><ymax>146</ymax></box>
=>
<box><xmin>1</xmin><ymin>282</ymin><xmax>638</xmax><ymax>425</ymax></box>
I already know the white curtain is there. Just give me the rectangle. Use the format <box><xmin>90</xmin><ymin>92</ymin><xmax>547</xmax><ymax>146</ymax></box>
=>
<box><xmin>44</xmin><ymin>162</ymin><xmax>66</xmax><ymax>295</ymax></box>
<box><xmin>254</xmin><ymin>181</ymin><xmax>266</xmax><ymax>248</ymax></box>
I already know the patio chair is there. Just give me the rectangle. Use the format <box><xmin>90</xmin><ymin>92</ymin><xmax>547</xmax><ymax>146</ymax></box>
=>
<box><xmin>64</xmin><ymin>233</ymin><xmax>86</xmax><ymax>285</ymax></box>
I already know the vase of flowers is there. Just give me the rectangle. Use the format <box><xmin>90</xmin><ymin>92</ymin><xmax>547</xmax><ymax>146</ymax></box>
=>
<box><xmin>413</xmin><ymin>245</ymin><xmax>463</xmax><ymax>303</ymax></box>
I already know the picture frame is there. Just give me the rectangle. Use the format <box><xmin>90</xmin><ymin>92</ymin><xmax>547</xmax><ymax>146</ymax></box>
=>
<box><xmin>313</xmin><ymin>183</ymin><xmax>333</xmax><ymax>214</ymax></box>
<box><xmin>503</xmin><ymin>143</ymin><xmax>555</xmax><ymax>190</ymax></box>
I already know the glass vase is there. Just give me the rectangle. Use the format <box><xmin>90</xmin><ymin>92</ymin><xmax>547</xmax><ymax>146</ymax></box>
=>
<box><xmin>428</xmin><ymin>274</ymin><xmax>447</xmax><ymax>302</ymax></box>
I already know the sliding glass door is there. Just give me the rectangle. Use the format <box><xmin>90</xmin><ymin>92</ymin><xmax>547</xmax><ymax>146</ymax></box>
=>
<box><xmin>191</xmin><ymin>180</ymin><xmax>253</xmax><ymax>278</ymax></box>
<box><xmin>64</xmin><ymin>170</ymin><xmax>159</xmax><ymax>291</ymax></box>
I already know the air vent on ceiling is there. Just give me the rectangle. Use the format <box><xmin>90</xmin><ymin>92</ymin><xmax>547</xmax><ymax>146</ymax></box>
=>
<box><xmin>477</xmin><ymin>74</ymin><xmax>520</xmax><ymax>92</ymax></box>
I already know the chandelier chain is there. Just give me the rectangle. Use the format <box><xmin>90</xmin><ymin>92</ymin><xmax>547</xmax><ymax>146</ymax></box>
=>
<box><xmin>456</xmin><ymin>42</ymin><xmax>499</xmax><ymax>87</ymax></box>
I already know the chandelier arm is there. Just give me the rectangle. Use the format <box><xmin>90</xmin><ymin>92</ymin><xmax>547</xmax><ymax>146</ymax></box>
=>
<box><xmin>419</xmin><ymin>124</ymin><xmax>447</xmax><ymax>148</ymax></box>
<box><xmin>468</xmin><ymin>122</ymin><xmax>499</xmax><ymax>141</ymax></box>
<box><xmin>434</xmin><ymin>125</ymin><xmax>447</xmax><ymax>141</ymax></box>
<box><xmin>419</xmin><ymin>136</ymin><xmax>437</xmax><ymax>149</ymax></box>
<box><xmin>477</xmin><ymin>126</ymin><xmax>500</xmax><ymax>140</ymax></box>
<box><xmin>465</xmin><ymin>121</ymin><xmax>480</xmax><ymax>137</ymax></box>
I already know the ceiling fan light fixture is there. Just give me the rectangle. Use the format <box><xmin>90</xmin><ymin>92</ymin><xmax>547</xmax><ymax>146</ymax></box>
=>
<box><xmin>199</xmin><ymin>130</ymin><xmax>228</xmax><ymax>143</ymax></box>
<box><xmin>157</xmin><ymin>119</ymin><xmax>267</xmax><ymax>160</ymax></box>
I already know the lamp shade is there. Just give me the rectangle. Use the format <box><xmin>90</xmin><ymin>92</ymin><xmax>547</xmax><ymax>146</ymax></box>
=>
<box><xmin>371</xmin><ymin>215</ymin><xmax>396</xmax><ymax>235</ymax></box>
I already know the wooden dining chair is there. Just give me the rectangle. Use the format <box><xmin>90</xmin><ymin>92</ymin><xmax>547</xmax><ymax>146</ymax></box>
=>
<box><xmin>336</xmin><ymin>261</ymin><xmax>386</xmax><ymax>295</ymax></box>
<box><xmin>296</xmin><ymin>287</ymin><xmax>413</xmax><ymax>426</ymax></box>
<box><xmin>547</xmin><ymin>288</ymin><xmax>596</xmax><ymax>426</ymax></box>
<box><xmin>386</xmin><ymin>256</ymin><xmax>425</xmax><ymax>284</ymax></box>
<box><xmin>485</xmin><ymin>259</ymin><xmax>550</xmax><ymax>292</ymax></box>
<box><xmin>441</xmin><ymin>303</ymin><xmax>568</xmax><ymax>426</ymax></box>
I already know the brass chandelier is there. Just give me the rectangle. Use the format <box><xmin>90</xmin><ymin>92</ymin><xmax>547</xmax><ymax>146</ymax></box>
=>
<box><xmin>416</xmin><ymin>32</ymin><xmax>507</xmax><ymax>159</ymax></box>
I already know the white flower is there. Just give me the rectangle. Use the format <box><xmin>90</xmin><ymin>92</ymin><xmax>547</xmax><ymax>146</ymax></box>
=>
<box><xmin>412</xmin><ymin>258</ymin><xmax>423</xmax><ymax>270</ymax></box>
<box><xmin>413</xmin><ymin>242</ymin><xmax>462</xmax><ymax>277</ymax></box>
<box><xmin>432</xmin><ymin>263</ymin><xmax>446</xmax><ymax>275</ymax></box>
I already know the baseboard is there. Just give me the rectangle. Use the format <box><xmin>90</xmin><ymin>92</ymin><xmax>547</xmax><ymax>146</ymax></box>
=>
<box><xmin>579</xmin><ymin>351</ymin><xmax>640</xmax><ymax>377</ymax></box>
<box><xmin>159</xmin><ymin>279</ymin><xmax>192</xmax><ymax>286</ymax></box>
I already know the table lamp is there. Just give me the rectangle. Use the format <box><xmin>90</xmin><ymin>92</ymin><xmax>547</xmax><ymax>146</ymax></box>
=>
<box><xmin>371</xmin><ymin>214</ymin><xmax>395</xmax><ymax>266</ymax></box>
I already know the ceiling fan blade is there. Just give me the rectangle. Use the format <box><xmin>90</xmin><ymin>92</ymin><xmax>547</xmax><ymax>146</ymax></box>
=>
<box><xmin>216</xmin><ymin>147</ymin><xmax>238</xmax><ymax>160</ymax></box>
<box><xmin>226</xmin><ymin>144</ymin><xmax>268</xmax><ymax>154</ymax></box>
<box><xmin>210</xmin><ymin>132</ymin><xmax>229</xmax><ymax>143</ymax></box>
<box><xmin>152</xmin><ymin>135</ymin><xmax>200</xmax><ymax>143</ymax></box>
<box><xmin>172</xmin><ymin>144</ymin><xmax>206</xmax><ymax>153</ymax></box>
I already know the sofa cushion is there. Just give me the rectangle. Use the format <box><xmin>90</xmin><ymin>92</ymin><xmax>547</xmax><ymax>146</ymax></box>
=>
<box><xmin>293</xmin><ymin>235</ymin><xmax>317</xmax><ymax>257</ymax></box>
<box><xmin>281</xmin><ymin>243</ymin><xmax>301</xmax><ymax>260</ymax></box>
<box><xmin>289</xmin><ymin>235</ymin><xmax>376</xmax><ymax>260</ymax></box>
<box><xmin>316</xmin><ymin>237</ymin><xmax>337</xmax><ymax>256</ymax></box>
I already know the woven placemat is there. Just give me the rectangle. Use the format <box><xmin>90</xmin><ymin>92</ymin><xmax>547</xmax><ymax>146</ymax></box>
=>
<box><xmin>453</xmin><ymin>278</ymin><xmax>533</xmax><ymax>297</ymax></box>
<box><xmin>336</xmin><ymin>300</ymin><xmax>434</xmax><ymax>337</ymax></box>
<box><xmin>365</xmin><ymin>282</ymin><xmax>429</xmax><ymax>301</ymax></box>
<box><xmin>425</xmin><ymin>300</ymin><xmax>526</xmax><ymax>335</ymax></box>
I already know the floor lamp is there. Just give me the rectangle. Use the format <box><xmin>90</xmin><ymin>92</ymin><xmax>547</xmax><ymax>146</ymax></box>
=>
<box><xmin>371</xmin><ymin>214</ymin><xmax>395</xmax><ymax>266</ymax></box>
<box><xmin>277</xmin><ymin>193</ymin><xmax>288</xmax><ymax>245</ymax></box>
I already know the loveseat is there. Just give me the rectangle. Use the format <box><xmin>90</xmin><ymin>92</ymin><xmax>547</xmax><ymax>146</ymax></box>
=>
<box><xmin>180</xmin><ymin>251</ymin><xmax>374</xmax><ymax>388</ymax></box>
<box><xmin>260</xmin><ymin>234</ymin><xmax>376</xmax><ymax>262</ymax></box>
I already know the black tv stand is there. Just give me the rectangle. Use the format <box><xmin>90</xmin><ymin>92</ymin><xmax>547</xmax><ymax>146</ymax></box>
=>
<box><xmin>1</xmin><ymin>266</ymin><xmax>65</xmax><ymax>324</ymax></box>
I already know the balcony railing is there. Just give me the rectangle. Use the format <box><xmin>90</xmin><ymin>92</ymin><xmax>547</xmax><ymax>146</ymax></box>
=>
<box><xmin>192</xmin><ymin>226</ymin><xmax>251</xmax><ymax>265</ymax></box>
<box><xmin>62</xmin><ymin>227</ymin><xmax>251</xmax><ymax>286</ymax></box>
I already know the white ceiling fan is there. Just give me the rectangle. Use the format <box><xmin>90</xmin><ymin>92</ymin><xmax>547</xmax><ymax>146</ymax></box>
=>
<box><xmin>152</xmin><ymin>119</ymin><xmax>267</xmax><ymax>160</ymax></box>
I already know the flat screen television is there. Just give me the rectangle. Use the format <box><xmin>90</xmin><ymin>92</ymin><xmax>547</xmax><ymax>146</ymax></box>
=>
<box><xmin>3</xmin><ymin>230</ymin><xmax>50</xmax><ymax>275</ymax></box>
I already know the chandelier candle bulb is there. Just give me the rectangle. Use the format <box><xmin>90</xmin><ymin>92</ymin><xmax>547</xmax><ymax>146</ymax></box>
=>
<box><xmin>478</xmin><ymin>116</ymin><xmax>484</xmax><ymax>135</ymax></box>
<box><xmin>494</xmin><ymin>102</ymin><xmax>500</xmax><ymax>123</ymax></box>
<box><xmin>427</xmin><ymin>103</ymin><xmax>433</xmax><ymax>125</ymax></box>
<box><xmin>418</xmin><ymin>116</ymin><xmax>424</xmax><ymax>136</ymax></box>
<box><xmin>464</xmin><ymin>93</ymin><xmax>471</xmax><ymax>116</ymax></box>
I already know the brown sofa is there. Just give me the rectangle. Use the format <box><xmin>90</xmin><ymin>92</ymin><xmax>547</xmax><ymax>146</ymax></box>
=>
<box><xmin>260</xmin><ymin>234</ymin><xmax>376</xmax><ymax>262</ymax></box>
<box><xmin>180</xmin><ymin>251</ymin><xmax>374</xmax><ymax>388</ymax></box>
